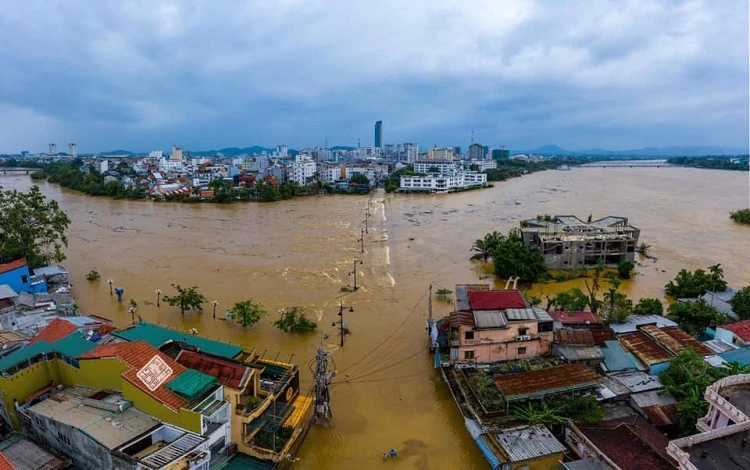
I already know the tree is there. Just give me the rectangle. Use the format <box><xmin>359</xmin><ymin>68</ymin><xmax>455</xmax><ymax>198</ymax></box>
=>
<box><xmin>274</xmin><ymin>306</ymin><xmax>317</xmax><ymax>332</ymax></box>
<box><xmin>0</xmin><ymin>185</ymin><xmax>71</xmax><ymax>268</ymax></box>
<box><xmin>349</xmin><ymin>173</ymin><xmax>370</xmax><ymax>185</ymax></box>
<box><xmin>525</xmin><ymin>295</ymin><xmax>542</xmax><ymax>307</ymax></box>
<box><xmin>470</xmin><ymin>231</ymin><xmax>504</xmax><ymax>261</ymax></box>
<box><xmin>550</xmin><ymin>288</ymin><xmax>589</xmax><ymax>312</ymax></box>
<box><xmin>665</xmin><ymin>265</ymin><xmax>727</xmax><ymax>298</ymax></box>
<box><xmin>617</xmin><ymin>260</ymin><xmax>635</xmax><ymax>279</ymax></box>
<box><xmin>633</xmin><ymin>298</ymin><xmax>664</xmax><ymax>316</ymax></box>
<box><xmin>601</xmin><ymin>276</ymin><xmax>632</xmax><ymax>323</ymax></box>
<box><xmin>436</xmin><ymin>288</ymin><xmax>453</xmax><ymax>300</ymax></box>
<box><xmin>493</xmin><ymin>238</ymin><xmax>547</xmax><ymax>282</ymax></box>
<box><xmin>163</xmin><ymin>284</ymin><xmax>206</xmax><ymax>316</ymax></box>
<box><xmin>731</xmin><ymin>286</ymin><xmax>750</xmax><ymax>319</ymax></box>
<box><xmin>231</xmin><ymin>300</ymin><xmax>267</xmax><ymax>327</ymax></box>
<box><xmin>636</xmin><ymin>242</ymin><xmax>652</xmax><ymax>256</ymax></box>
<box><xmin>86</xmin><ymin>269</ymin><xmax>101</xmax><ymax>281</ymax></box>
<box><xmin>730</xmin><ymin>208</ymin><xmax>750</xmax><ymax>224</ymax></box>
<box><xmin>667</xmin><ymin>299</ymin><xmax>726</xmax><ymax>336</ymax></box>
<box><xmin>583</xmin><ymin>261</ymin><xmax>605</xmax><ymax>313</ymax></box>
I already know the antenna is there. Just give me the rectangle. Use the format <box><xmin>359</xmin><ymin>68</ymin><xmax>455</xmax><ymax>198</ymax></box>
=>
<box><xmin>471</xmin><ymin>130</ymin><xmax>474</xmax><ymax>144</ymax></box>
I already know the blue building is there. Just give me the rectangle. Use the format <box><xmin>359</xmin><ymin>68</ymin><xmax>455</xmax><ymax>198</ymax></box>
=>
<box><xmin>0</xmin><ymin>259</ymin><xmax>47</xmax><ymax>294</ymax></box>
<box><xmin>374</xmin><ymin>120</ymin><xmax>383</xmax><ymax>150</ymax></box>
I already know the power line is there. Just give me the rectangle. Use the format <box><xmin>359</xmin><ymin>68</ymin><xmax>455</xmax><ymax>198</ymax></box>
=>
<box><xmin>335</xmin><ymin>347</ymin><xmax>426</xmax><ymax>384</ymax></box>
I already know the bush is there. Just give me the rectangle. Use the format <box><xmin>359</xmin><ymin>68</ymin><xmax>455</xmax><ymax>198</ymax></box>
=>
<box><xmin>730</xmin><ymin>208</ymin><xmax>750</xmax><ymax>224</ymax></box>
<box><xmin>617</xmin><ymin>261</ymin><xmax>635</xmax><ymax>279</ymax></box>
<box><xmin>85</xmin><ymin>269</ymin><xmax>100</xmax><ymax>281</ymax></box>
<box><xmin>633</xmin><ymin>298</ymin><xmax>663</xmax><ymax>316</ymax></box>
<box><xmin>731</xmin><ymin>286</ymin><xmax>750</xmax><ymax>319</ymax></box>
<box><xmin>668</xmin><ymin>299</ymin><xmax>726</xmax><ymax>336</ymax></box>
<box><xmin>274</xmin><ymin>306</ymin><xmax>317</xmax><ymax>332</ymax></box>
<box><xmin>665</xmin><ymin>265</ymin><xmax>727</xmax><ymax>298</ymax></box>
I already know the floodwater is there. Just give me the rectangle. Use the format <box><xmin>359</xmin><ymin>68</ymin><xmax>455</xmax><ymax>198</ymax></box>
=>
<box><xmin>1</xmin><ymin>166</ymin><xmax>748</xmax><ymax>469</ymax></box>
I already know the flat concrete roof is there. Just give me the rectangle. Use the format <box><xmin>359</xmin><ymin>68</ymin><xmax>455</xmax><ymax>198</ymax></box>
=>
<box><xmin>28</xmin><ymin>387</ymin><xmax>160</xmax><ymax>450</ymax></box>
<box><xmin>720</xmin><ymin>383</ymin><xmax>750</xmax><ymax>419</ymax></box>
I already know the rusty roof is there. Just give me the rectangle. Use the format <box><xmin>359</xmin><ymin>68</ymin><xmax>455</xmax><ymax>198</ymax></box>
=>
<box><xmin>575</xmin><ymin>416</ymin><xmax>676</xmax><ymax>470</ymax></box>
<box><xmin>617</xmin><ymin>331</ymin><xmax>673</xmax><ymax>368</ymax></box>
<box><xmin>176</xmin><ymin>350</ymin><xmax>250</xmax><ymax>389</ymax></box>
<box><xmin>590</xmin><ymin>329</ymin><xmax>616</xmax><ymax>346</ymax></box>
<box><xmin>650</xmin><ymin>326</ymin><xmax>713</xmax><ymax>356</ymax></box>
<box><xmin>0</xmin><ymin>452</ymin><xmax>14</xmax><ymax>470</ymax></box>
<box><xmin>28</xmin><ymin>319</ymin><xmax>76</xmax><ymax>345</ymax></box>
<box><xmin>555</xmin><ymin>329</ymin><xmax>596</xmax><ymax>346</ymax></box>
<box><xmin>449</xmin><ymin>310</ymin><xmax>475</xmax><ymax>328</ymax></box>
<box><xmin>548</xmin><ymin>311</ymin><xmax>603</xmax><ymax>325</ymax></box>
<box><xmin>80</xmin><ymin>341</ymin><xmax>188</xmax><ymax>411</ymax></box>
<box><xmin>492</xmin><ymin>363</ymin><xmax>600</xmax><ymax>401</ymax></box>
<box><xmin>640</xmin><ymin>404</ymin><xmax>678</xmax><ymax>427</ymax></box>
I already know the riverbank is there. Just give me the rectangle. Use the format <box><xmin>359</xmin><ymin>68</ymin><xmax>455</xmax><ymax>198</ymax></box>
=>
<box><xmin>666</xmin><ymin>156</ymin><xmax>749</xmax><ymax>171</ymax></box>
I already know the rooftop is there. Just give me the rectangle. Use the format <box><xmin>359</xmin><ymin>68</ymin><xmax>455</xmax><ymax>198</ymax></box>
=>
<box><xmin>640</xmin><ymin>325</ymin><xmax>714</xmax><ymax>356</ymax></box>
<box><xmin>548</xmin><ymin>311</ymin><xmax>603</xmax><ymax>325</ymax></box>
<box><xmin>601</xmin><ymin>340</ymin><xmax>646</xmax><ymax>372</ymax></box>
<box><xmin>720</xmin><ymin>383</ymin><xmax>750</xmax><ymax>420</ymax></box>
<box><xmin>668</xmin><ymin>421</ymin><xmax>750</xmax><ymax>470</ymax></box>
<box><xmin>28</xmin><ymin>318</ymin><xmax>76</xmax><ymax>345</ymax></box>
<box><xmin>0</xmin><ymin>453</ymin><xmax>12</xmax><ymax>470</ymax></box>
<box><xmin>473</xmin><ymin>310</ymin><xmax>507</xmax><ymax>329</ymax></box>
<box><xmin>609</xmin><ymin>315</ymin><xmax>677</xmax><ymax>335</ymax></box>
<box><xmin>493</xmin><ymin>363</ymin><xmax>600</xmax><ymax>401</ymax></box>
<box><xmin>0</xmin><ymin>436</ymin><xmax>68</xmax><ymax>469</ymax></box>
<box><xmin>607</xmin><ymin>371</ymin><xmax>663</xmax><ymax>394</ymax></box>
<box><xmin>468</xmin><ymin>290</ymin><xmax>527</xmax><ymax>310</ymax></box>
<box><xmin>494</xmin><ymin>424</ymin><xmax>566</xmax><ymax>462</ymax></box>
<box><xmin>449</xmin><ymin>310</ymin><xmax>475</xmax><ymax>328</ymax></box>
<box><xmin>113</xmin><ymin>322</ymin><xmax>242</xmax><ymax>359</ymax></box>
<box><xmin>555</xmin><ymin>329</ymin><xmax>596</xmax><ymax>346</ymax></box>
<box><xmin>552</xmin><ymin>344</ymin><xmax>604</xmax><ymax>362</ymax></box>
<box><xmin>80</xmin><ymin>340</ymin><xmax>189</xmax><ymax>411</ymax></box>
<box><xmin>0</xmin><ymin>259</ymin><xmax>27</xmax><ymax>275</ymax></box>
<box><xmin>575</xmin><ymin>416</ymin><xmax>676</xmax><ymax>470</ymax></box>
<box><xmin>617</xmin><ymin>331</ymin><xmax>673</xmax><ymax>368</ymax></box>
<box><xmin>562</xmin><ymin>458</ymin><xmax>610</xmax><ymax>470</ymax></box>
<box><xmin>719</xmin><ymin>320</ymin><xmax>750</xmax><ymax>342</ymax></box>
<box><xmin>719</xmin><ymin>348</ymin><xmax>750</xmax><ymax>366</ymax></box>
<box><xmin>630</xmin><ymin>390</ymin><xmax>678</xmax><ymax>427</ymax></box>
<box><xmin>176</xmin><ymin>350</ymin><xmax>251</xmax><ymax>389</ymax></box>
<box><xmin>0</xmin><ymin>332</ymin><xmax>98</xmax><ymax>374</ymax></box>
<box><xmin>0</xmin><ymin>285</ymin><xmax>17</xmax><ymax>301</ymax></box>
<box><xmin>28</xmin><ymin>387</ymin><xmax>160</xmax><ymax>450</ymax></box>
<box><xmin>455</xmin><ymin>284</ymin><xmax>489</xmax><ymax>311</ymax></box>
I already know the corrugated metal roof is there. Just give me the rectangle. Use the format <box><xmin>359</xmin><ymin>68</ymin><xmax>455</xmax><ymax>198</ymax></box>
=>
<box><xmin>113</xmin><ymin>322</ymin><xmax>242</xmax><ymax>359</ymax></box>
<box><xmin>0</xmin><ymin>285</ymin><xmax>17</xmax><ymax>300</ymax></box>
<box><xmin>32</xmin><ymin>265</ymin><xmax>68</xmax><ymax>277</ymax></box>
<box><xmin>720</xmin><ymin>348</ymin><xmax>750</xmax><ymax>366</ymax></box>
<box><xmin>563</xmin><ymin>458</ymin><xmax>610</xmax><ymax>470</ymax></box>
<box><xmin>608</xmin><ymin>371</ymin><xmax>662</xmax><ymax>394</ymax></box>
<box><xmin>449</xmin><ymin>310</ymin><xmax>475</xmax><ymax>328</ymax></box>
<box><xmin>473</xmin><ymin>310</ymin><xmax>507</xmax><ymax>329</ymax></box>
<box><xmin>53</xmin><ymin>333</ymin><xmax>97</xmax><ymax>358</ymax></box>
<box><xmin>495</xmin><ymin>425</ymin><xmax>565</xmax><ymax>462</ymax></box>
<box><xmin>631</xmin><ymin>390</ymin><xmax>676</xmax><ymax>408</ymax></box>
<box><xmin>555</xmin><ymin>329</ymin><xmax>596</xmax><ymax>346</ymax></box>
<box><xmin>176</xmin><ymin>350</ymin><xmax>250</xmax><ymax>389</ymax></box>
<box><xmin>0</xmin><ymin>259</ymin><xmax>27</xmax><ymax>275</ymax></box>
<box><xmin>640</xmin><ymin>325</ymin><xmax>713</xmax><ymax>356</ymax></box>
<box><xmin>617</xmin><ymin>332</ymin><xmax>673</xmax><ymax>368</ymax></box>
<box><xmin>493</xmin><ymin>363</ymin><xmax>600</xmax><ymax>401</ymax></box>
<box><xmin>719</xmin><ymin>320</ymin><xmax>750</xmax><ymax>342</ymax></box>
<box><xmin>601</xmin><ymin>340</ymin><xmax>645</xmax><ymax>372</ymax></box>
<box><xmin>548</xmin><ymin>311</ymin><xmax>603</xmax><ymax>325</ymax></box>
<box><xmin>703</xmin><ymin>339</ymin><xmax>738</xmax><ymax>354</ymax></box>
<box><xmin>533</xmin><ymin>308</ymin><xmax>553</xmax><ymax>322</ymax></box>
<box><xmin>468</xmin><ymin>290</ymin><xmax>527</xmax><ymax>310</ymax></box>
<box><xmin>455</xmin><ymin>284</ymin><xmax>489</xmax><ymax>311</ymax></box>
<box><xmin>505</xmin><ymin>308</ymin><xmax>538</xmax><ymax>321</ymax></box>
<box><xmin>552</xmin><ymin>344</ymin><xmax>604</xmax><ymax>362</ymax></box>
<box><xmin>609</xmin><ymin>315</ymin><xmax>677</xmax><ymax>334</ymax></box>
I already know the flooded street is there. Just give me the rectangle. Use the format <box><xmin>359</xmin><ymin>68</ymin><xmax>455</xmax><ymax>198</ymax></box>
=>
<box><xmin>1</xmin><ymin>166</ymin><xmax>748</xmax><ymax>469</ymax></box>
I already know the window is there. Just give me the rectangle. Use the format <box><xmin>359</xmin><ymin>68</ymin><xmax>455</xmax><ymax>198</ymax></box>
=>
<box><xmin>464</xmin><ymin>331</ymin><xmax>474</xmax><ymax>340</ymax></box>
<box><xmin>21</xmin><ymin>275</ymin><xmax>28</xmax><ymax>284</ymax></box>
<box><xmin>518</xmin><ymin>328</ymin><xmax>528</xmax><ymax>336</ymax></box>
<box><xmin>464</xmin><ymin>350</ymin><xmax>475</xmax><ymax>360</ymax></box>
<box><xmin>518</xmin><ymin>347</ymin><xmax>527</xmax><ymax>355</ymax></box>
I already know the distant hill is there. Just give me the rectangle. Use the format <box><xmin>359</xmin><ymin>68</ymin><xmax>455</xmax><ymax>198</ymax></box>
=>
<box><xmin>330</xmin><ymin>146</ymin><xmax>356</xmax><ymax>151</ymax></box>
<box><xmin>527</xmin><ymin>144</ymin><xmax>748</xmax><ymax>157</ymax></box>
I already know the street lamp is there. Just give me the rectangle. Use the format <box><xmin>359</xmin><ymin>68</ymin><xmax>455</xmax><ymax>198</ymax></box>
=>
<box><xmin>349</xmin><ymin>259</ymin><xmax>363</xmax><ymax>291</ymax></box>
<box><xmin>358</xmin><ymin>228</ymin><xmax>365</xmax><ymax>254</ymax></box>
<box><xmin>156</xmin><ymin>289</ymin><xmax>162</xmax><ymax>307</ymax></box>
<box><xmin>211</xmin><ymin>300</ymin><xmax>219</xmax><ymax>319</ymax></box>
<box><xmin>128</xmin><ymin>306</ymin><xmax>137</xmax><ymax>324</ymax></box>
<box><xmin>107</xmin><ymin>279</ymin><xmax>113</xmax><ymax>297</ymax></box>
<box><xmin>331</xmin><ymin>302</ymin><xmax>354</xmax><ymax>347</ymax></box>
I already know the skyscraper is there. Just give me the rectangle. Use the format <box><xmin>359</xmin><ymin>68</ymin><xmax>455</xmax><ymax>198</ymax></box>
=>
<box><xmin>48</xmin><ymin>143</ymin><xmax>56</xmax><ymax>154</ymax></box>
<box><xmin>374</xmin><ymin>121</ymin><xmax>383</xmax><ymax>150</ymax></box>
<box><xmin>68</xmin><ymin>143</ymin><xmax>77</xmax><ymax>157</ymax></box>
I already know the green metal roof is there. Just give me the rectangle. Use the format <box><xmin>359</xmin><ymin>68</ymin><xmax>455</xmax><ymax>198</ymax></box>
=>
<box><xmin>112</xmin><ymin>322</ymin><xmax>242</xmax><ymax>359</ymax></box>
<box><xmin>166</xmin><ymin>369</ymin><xmax>218</xmax><ymax>401</ymax></box>
<box><xmin>53</xmin><ymin>333</ymin><xmax>97</xmax><ymax>358</ymax></box>
<box><xmin>0</xmin><ymin>340</ymin><xmax>52</xmax><ymax>372</ymax></box>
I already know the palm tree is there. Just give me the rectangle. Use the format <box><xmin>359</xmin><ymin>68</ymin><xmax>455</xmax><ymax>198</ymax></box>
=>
<box><xmin>470</xmin><ymin>231</ymin><xmax>505</xmax><ymax>261</ymax></box>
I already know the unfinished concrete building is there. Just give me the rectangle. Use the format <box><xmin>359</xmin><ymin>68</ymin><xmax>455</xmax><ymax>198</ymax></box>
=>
<box><xmin>520</xmin><ymin>215</ymin><xmax>640</xmax><ymax>269</ymax></box>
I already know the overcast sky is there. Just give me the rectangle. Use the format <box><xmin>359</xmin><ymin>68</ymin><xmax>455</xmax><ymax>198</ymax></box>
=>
<box><xmin>0</xmin><ymin>0</ymin><xmax>747</xmax><ymax>153</ymax></box>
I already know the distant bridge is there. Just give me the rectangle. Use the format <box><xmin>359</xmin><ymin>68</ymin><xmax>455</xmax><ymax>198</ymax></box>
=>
<box><xmin>0</xmin><ymin>167</ymin><xmax>39</xmax><ymax>175</ymax></box>
<box><xmin>578</xmin><ymin>160</ymin><xmax>671</xmax><ymax>168</ymax></box>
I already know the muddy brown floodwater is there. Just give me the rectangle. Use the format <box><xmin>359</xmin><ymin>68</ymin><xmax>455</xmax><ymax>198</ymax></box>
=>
<box><xmin>1</xmin><ymin>166</ymin><xmax>748</xmax><ymax>469</ymax></box>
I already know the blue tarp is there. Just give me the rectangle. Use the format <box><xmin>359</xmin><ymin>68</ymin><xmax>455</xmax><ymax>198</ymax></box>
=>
<box><xmin>475</xmin><ymin>435</ymin><xmax>501</xmax><ymax>469</ymax></box>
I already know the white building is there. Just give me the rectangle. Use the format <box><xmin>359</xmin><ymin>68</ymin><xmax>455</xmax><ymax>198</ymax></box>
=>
<box><xmin>96</xmin><ymin>160</ymin><xmax>109</xmax><ymax>174</ymax></box>
<box><xmin>48</xmin><ymin>143</ymin><xmax>56</xmax><ymax>154</ymax></box>
<box><xmin>414</xmin><ymin>159</ymin><xmax>459</xmax><ymax>176</ymax></box>
<box><xmin>149</xmin><ymin>150</ymin><xmax>163</xmax><ymax>159</ymax></box>
<box><xmin>290</xmin><ymin>157</ymin><xmax>317</xmax><ymax>186</ymax></box>
<box><xmin>277</xmin><ymin>145</ymin><xmax>288</xmax><ymax>158</ymax></box>
<box><xmin>399</xmin><ymin>172</ymin><xmax>487</xmax><ymax>193</ymax></box>
<box><xmin>464</xmin><ymin>159</ymin><xmax>497</xmax><ymax>171</ymax></box>
<box><xmin>158</xmin><ymin>157</ymin><xmax>185</xmax><ymax>173</ymax></box>
<box><xmin>358</xmin><ymin>146</ymin><xmax>380</xmax><ymax>160</ymax></box>
<box><xmin>170</xmin><ymin>145</ymin><xmax>183</xmax><ymax>161</ymax></box>
<box><xmin>428</xmin><ymin>147</ymin><xmax>455</xmax><ymax>160</ymax></box>
<box><xmin>67</xmin><ymin>143</ymin><xmax>77</xmax><ymax>157</ymax></box>
<box><xmin>325</xmin><ymin>166</ymin><xmax>345</xmax><ymax>183</ymax></box>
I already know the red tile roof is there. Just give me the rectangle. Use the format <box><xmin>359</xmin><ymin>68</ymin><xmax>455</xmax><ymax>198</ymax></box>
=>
<box><xmin>80</xmin><ymin>340</ymin><xmax>188</xmax><ymax>411</ymax></box>
<box><xmin>720</xmin><ymin>320</ymin><xmax>750</xmax><ymax>342</ymax></box>
<box><xmin>0</xmin><ymin>259</ymin><xmax>27</xmax><ymax>275</ymax></box>
<box><xmin>618</xmin><ymin>332</ymin><xmax>673</xmax><ymax>368</ymax></box>
<box><xmin>28</xmin><ymin>318</ymin><xmax>77</xmax><ymax>345</ymax></box>
<box><xmin>176</xmin><ymin>350</ymin><xmax>249</xmax><ymax>389</ymax></box>
<box><xmin>468</xmin><ymin>290</ymin><xmax>527</xmax><ymax>310</ymax></box>
<box><xmin>492</xmin><ymin>363</ymin><xmax>600</xmax><ymax>401</ymax></box>
<box><xmin>576</xmin><ymin>416</ymin><xmax>676</xmax><ymax>470</ymax></box>
<box><xmin>548</xmin><ymin>311</ymin><xmax>603</xmax><ymax>325</ymax></box>
<box><xmin>641</xmin><ymin>325</ymin><xmax>713</xmax><ymax>356</ymax></box>
<box><xmin>0</xmin><ymin>452</ymin><xmax>15</xmax><ymax>470</ymax></box>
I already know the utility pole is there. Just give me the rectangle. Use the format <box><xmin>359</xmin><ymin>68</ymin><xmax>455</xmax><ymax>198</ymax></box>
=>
<box><xmin>364</xmin><ymin>208</ymin><xmax>370</xmax><ymax>233</ymax></box>
<box><xmin>312</xmin><ymin>346</ymin><xmax>333</xmax><ymax>425</ymax></box>
<box><xmin>358</xmin><ymin>229</ymin><xmax>365</xmax><ymax>254</ymax></box>
<box><xmin>334</xmin><ymin>302</ymin><xmax>355</xmax><ymax>347</ymax></box>
<box><xmin>349</xmin><ymin>260</ymin><xmax>363</xmax><ymax>291</ymax></box>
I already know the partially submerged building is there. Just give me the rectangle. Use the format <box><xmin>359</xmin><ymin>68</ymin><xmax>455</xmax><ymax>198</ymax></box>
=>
<box><xmin>519</xmin><ymin>215</ymin><xmax>640</xmax><ymax>269</ymax></box>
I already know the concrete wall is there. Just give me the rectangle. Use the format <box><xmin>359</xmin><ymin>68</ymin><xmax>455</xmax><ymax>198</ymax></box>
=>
<box><xmin>25</xmin><ymin>410</ymin><xmax>114</xmax><ymax>470</ymax></box>
<box><xmin>454</xmin><ymin>322</ymin><xmax>552</xmax><ymax>364</ymax></box>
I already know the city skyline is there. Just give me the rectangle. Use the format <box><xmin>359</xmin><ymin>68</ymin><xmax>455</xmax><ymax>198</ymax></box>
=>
<box><xmin>0</xmin><ymin>1</ymin><xmax>747</xmax><ymax>153</ymax></box>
